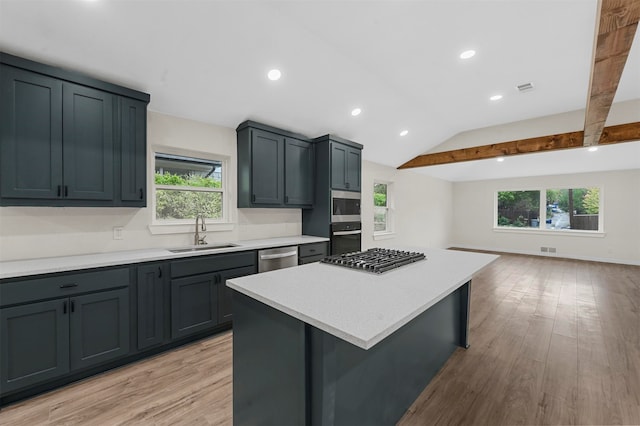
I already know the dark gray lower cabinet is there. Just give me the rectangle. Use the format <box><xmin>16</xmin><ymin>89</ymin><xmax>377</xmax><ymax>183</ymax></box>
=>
<box><xmin>0</xmin><ymin>251</ymin><xmax>258</xmax><ymax>404</ymax></box>
<box><xmin>218</xmin><ymin>266</ymin><xmax>256</xmax><ymax>323</ymax></box>
<box><xmin>298</xmin><ymin>241</ymin><xmax>329</xmax><ymax>265</ymax></box>
<box><xmin>170</xmin><ymin>265</ymin><xmax>257</xmax><ymax>338</ymax></box>
<box><xmin>169</xmin><ymin>251</ymin><xmax>257</xmax><ymax>339</ymax></box>
<box><xmin>0</xmin><ymin>299</ymin><xmax>70</xmax><ymax>393</ymax></box>
<box><xmin>137</xmin><ymin>264</ymin><xmax>164</xmax><ymax>350</ymax></box>
<box><xmin>171</xmin><ymin>273</ymin><xmax>218</xmax><ymax>339</ymax></box>
<box><xmin>0</xmin><ymin>288</ymin><xmax>128</xmax><ymax>394</ymax></box>
<box><xmin>69</xmin><ymin>289</ymin><xmax>129</xmax><ymax>371</ymax></box>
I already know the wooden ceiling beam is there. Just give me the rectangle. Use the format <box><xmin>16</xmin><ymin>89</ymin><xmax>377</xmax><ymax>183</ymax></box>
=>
<box><xmin>397</xmin><ymin>122</ymin><xmax>640</xmax><ymax>170</ymax></box>
<box><xmin>583</xmin><ymin>0</ymin><xmax>640</xmax><ymax>147</ymax></box>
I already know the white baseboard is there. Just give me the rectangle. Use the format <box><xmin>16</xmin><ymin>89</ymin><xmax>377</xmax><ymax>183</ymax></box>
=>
<box><xmin>448</xmin><ymin>244</ymin><xmax>640</xmax><ymax>266</ymax></box>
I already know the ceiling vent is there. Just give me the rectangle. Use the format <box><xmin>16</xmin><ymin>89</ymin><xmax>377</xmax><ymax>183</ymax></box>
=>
<box><xmin>516</xmin><ymin>82</ymin><xmax>534</xmax><ymax>93</ymax></box>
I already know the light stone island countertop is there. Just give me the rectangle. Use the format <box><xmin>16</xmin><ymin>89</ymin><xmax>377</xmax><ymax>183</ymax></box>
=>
<box><xmin>0</xmin><ymin>235</ymin><xmax>329</xmax><ymax>280</ymax></box>
<box><xmin>227</xmin><ymin>248</ymin><xmax>499</xmax><ymax>350</ymax></box>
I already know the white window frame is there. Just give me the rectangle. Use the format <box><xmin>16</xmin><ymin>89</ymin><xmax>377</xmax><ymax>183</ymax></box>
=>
<box><xmin>493</xmin><ymin>186</ymin><xmax>604</xmax><ymax>236</ymax></box>
<box><xmin>149</xmin><ymin>147</ymin><xmax>234</xmax><ymax>235</ymax></box>
<box><xmin>373</xmin><ymin>180</ymin><xmax>395</xmax><ymax>240</ymax></box>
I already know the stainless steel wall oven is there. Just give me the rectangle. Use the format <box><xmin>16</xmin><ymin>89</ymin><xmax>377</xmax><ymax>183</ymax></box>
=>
<box><xmin>331</xmin><ymin>190</ymin><xmax>361</xmax><ymax>223</ymax></box>
<box><xmin>330</xmin><ymin>222</ymin><xmax>361</xmax><ymax>255</ymax></box>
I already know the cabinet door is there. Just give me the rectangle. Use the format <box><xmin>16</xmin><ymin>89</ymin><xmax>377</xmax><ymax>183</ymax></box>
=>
<box><xmin>346</xmin><ymin>147</ymin><xmax>361</xmax><ymax>192</ymax></box>
<box><xmin>251</xmin><ymin>129</ymin><xmax>283</xmax><ymax>205</ymax></box>
<box><xmin>120</xmin><ymin>97</ymin><xmax>147</xmax><ymax>205</ymax></box>
<box><xmin>284</xmin><ymin>138</ymin><xmax>314</xmax><ymax>207</ymax></box>
<box><xmin>218</xmin><ymin>265</ymin><xmax>257</xmax><ymax>324</ymax></box>
<box><xmin>137</xmin><ymin>264</ymin><xmax>164</xmax><ymax>350</ymax></box>
<box><xmin>331</xmin><ymin>143</ymin><xmax>348</xmax><ymax>190</ymax></box>
<box><xmin>63</xmin><ymin>83</ymin><xmax>114</xmax><ymax>201</ymax></box>
<box><xmin>0</xmin><ymin>65</ymin><xmax>63</xmax><ymax>200</ymax></box>
<box><xmin>171</xmin><ymin>273</ymin><xmax>218</xmax><ymax>339</ymax></box>
<box><xmin>69</xmin><ymin>288</ymin><xmax>130</xmax><ymax>371</ymax></box>
<box><xmin>0</xmin><ymin>299</ymin><xmax>70</xmax><ymax>393</ymax></box>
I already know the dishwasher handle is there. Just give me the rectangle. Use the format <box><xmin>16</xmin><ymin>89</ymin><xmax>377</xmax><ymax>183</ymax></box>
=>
<box><xmin>259</xmin><ymin>250</ymin><xmax>298</xmax><ymax>260</ymax></box>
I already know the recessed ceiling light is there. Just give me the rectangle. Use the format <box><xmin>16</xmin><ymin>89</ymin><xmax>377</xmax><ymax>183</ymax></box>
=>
<box><xmin>490</xmin><ymin>94</ymin><xmax>503</xmax><ymax>101</ymax></box>
<box><xmin>460</xmin><ymin>50</ymin><xmax>476</xmax><ymax>59</ymax></box>
<box><xmin>267</xmin><ymin>69</ymin><xmax>281</xmax><ymax>81</ymax></box>
<box><xmin>351</xmin><ymin>108</ymin><xmax>362</xmax><ymax>116</ymax></box>
<box><xmin>588</xmin><ymin>146</ymin><xmax>598</xmax><ymax>152</ymax></box>
<box><xmin>496</xmin><ymin>157</ymin><xmax>505</xmax><ymax>162</ymax></box>
<box><xmin>400</xmin><ymin>130</ymin><xmax>409</xmax><ymax>137</ymax></box>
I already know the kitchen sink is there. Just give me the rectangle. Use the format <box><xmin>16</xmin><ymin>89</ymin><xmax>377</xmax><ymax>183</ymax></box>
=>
<box><xmin>169</xmin><ymin>243</ymin><xmax>239</xmax><ymax>253</ymax></box>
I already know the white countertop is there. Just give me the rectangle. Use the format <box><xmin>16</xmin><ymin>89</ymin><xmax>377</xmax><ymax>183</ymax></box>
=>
<box><xmin>227</xmin><ymin>248</ymin><xmax>498</xmax><ymax>350</ymax></box>
<box><xmin>0</xmin><ymin>235</ymin><xmax>329</xmax><ymax>280</ymax></box>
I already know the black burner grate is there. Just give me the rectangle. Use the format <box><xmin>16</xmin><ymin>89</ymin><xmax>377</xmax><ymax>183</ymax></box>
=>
<box><xmin>321</xmin><ymin>248</ymin><xmax>426</xmax><ymax>274</ymax></box>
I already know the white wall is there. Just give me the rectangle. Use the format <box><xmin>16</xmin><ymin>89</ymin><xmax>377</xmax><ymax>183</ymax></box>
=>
<box><xmin>451</xmin><ymin>169</ymin><xmax>640</xmax><ymax>264</ymax></box>
<box><xmin>427</xmin><ymin>99</ymin><xmax>640</xmax><ymax>154</ymax></box>
<box><xmin>0</xmin><ymin>111</ymin><xmax>301</xmax><ymax>261</ymax></box>
<box><xmin>361</xmin><ymin>160</ymin><xmax>453</xmax><ymax>250</ymax></box>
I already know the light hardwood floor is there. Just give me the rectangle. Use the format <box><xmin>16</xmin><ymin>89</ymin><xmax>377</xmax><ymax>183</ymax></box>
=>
<box><xmin>1</xmin><ymin>252</ymin><xmax>639</xmax><ymax>425</ymax></box>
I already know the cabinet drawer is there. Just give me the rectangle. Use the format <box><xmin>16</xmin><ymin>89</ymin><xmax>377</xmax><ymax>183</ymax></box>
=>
<box><xmin>0</xmin><ymin>268</ymin><xmax>130</xmax><ymax>307</ymax></box>
<box><xmin>170</xmin><ymin>251</ymin><xmax>256</xmax><ymax>279</ymax></box>
<box><xmin>299</xmin><ymin>242</ymin><xmax>328</xmax><ymax>258</ymax></box>
<box><xmin>299</xmin><ymin>254</ymin><xmax>326</xmax><ymax>265</ymax></box>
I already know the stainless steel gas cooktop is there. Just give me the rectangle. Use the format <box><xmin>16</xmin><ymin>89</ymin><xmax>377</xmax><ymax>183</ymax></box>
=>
<box><xmin>320</xmin><ymin>248</ymin><xmax>426</xmax><ymax>274</ymax></box>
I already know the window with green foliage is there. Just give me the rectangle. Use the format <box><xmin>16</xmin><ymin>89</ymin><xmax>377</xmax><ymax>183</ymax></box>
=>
<box><xmin>154</xmin><ymin>153</ymin><xmax>225</xmax><ymax>222</ymax></box>
<box><xmin>546</xmin><ymin>188</ymin><xmax>600</xmax><ymax>231</ymax></box>
<box><xmin>497</xmin><ymin>190</ymin><xmax>541</xmax><ymax>228</ymax></box>
<box><xmin>374</xmin><ymin>182</ymin><xmax>392</xmax><ymax>233</ymax></box>
<box><xmin>496</xmin><ymin>187</ymin><xmax>602</xmax><ymax>231</ymax></box>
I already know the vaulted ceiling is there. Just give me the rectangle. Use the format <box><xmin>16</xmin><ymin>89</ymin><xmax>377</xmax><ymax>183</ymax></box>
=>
<box><xmin>1</xmin><ymin>0</ymin><xmax>638</xmax><ymax>181</ymax></box>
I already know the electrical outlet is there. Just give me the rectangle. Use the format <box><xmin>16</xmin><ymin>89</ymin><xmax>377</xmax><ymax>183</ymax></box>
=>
<box><xmin>548</xmin><ymin>247</ymin><xmax>556</xmax><ymax>253</ymax></box>
<box><xmin>113</xmin><ymin>226</ymin><xmax>124</xmax><ymax>240</ymax></box>
<box><xmin>541</xmin><ymin>247</ymin><xmax>548</xmax><ymax>252</ymax></box>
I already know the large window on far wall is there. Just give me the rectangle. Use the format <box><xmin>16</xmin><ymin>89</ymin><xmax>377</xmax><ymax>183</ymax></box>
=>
<box><xmin>546</xmin><ymin>188</ymin><xmax>600</xmax><ymax>231</ymax></box>
<box><xmin>374</xmin><ymin>181</ymin><xmax>393</xmax><ymax>234</ymax></box>
<box><xmin>497</xmin><ymin>190</ymin><xmax>541</xmax><ymax>228</ymax></box>
<box><xmin>496</xmin><ymin>187</ymin><xmax>602</xmax><ymax>232</ymax></box>
<box><xmin>154</xmin><ymin>153</ymin><xmax>226</xmax><ymax>222</ymax></box>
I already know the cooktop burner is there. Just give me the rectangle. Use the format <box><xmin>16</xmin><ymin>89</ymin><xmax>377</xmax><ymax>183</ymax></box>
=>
<box><xmin>321</xmin><ymin>248</ymin><xmax>426</xmax><ymax>274</ymax></box>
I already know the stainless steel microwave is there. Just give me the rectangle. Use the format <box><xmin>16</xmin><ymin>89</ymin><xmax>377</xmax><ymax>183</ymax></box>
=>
<box><xmin>331</xmin><ymin>190</ymin><xmax>361</xmax><ymax>222</ymax></box>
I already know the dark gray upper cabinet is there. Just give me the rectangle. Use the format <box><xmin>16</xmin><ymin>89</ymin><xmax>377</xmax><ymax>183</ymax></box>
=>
<box><xmin>331</xmin><ymin>141</ymin><xmax>361</xmax><ymax>192</ymax></box>
<box><xmin>0</xmin><ymin>66</ymin><xmax>63</xmax><ymax>200</ymax></box>
<box><xmin>119</xmin><ymin>97</ymin><xmax>147</xmax><ymax>206</ymax></box>
<box><xmin>251</xmin><ymin>129</ymin><xmax>283</xmax><ymax>205</ymax></box>
<box><xmin>0</xmin><ymin>53</ymin><xmax>149</xmax><ymax>207</ymax></box>
<box><xmin>237</xmin><ymin>121</ymin><xmax>314</xmax><ymax>208</ymax></box>
<box><xmin>63</xmin><ymin>83</ymin><xmax>114</xmax><ymax>201</ymax></box>
<box><xmin>285</xmin><ymin>138</ymin><xmax>314</xmax><ymax>206</ymax></box>
<box><xmin>302</xmin><ymin>136</ymin><xmax>363</xmax><ymax>238</ymax></box>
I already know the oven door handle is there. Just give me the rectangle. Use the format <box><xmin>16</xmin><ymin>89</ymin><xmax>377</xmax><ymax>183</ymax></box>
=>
<box><xmin>332</xmin><ymin>230</ymin><xmax>362</xmax><ymax>236</ymax></box>
<box><xmin>259</xmin><ymin>250</ymin><xmax>298</xmax><ymax>260</ymax></box>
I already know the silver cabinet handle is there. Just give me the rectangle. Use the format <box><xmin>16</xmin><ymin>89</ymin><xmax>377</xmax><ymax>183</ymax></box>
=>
<box><xmin>260</xmin><ymin>250</ymin><xmax>298</xmax><ymax>260</ymax></box>
<box><xmin>332</xmin><ymin>230</ymin><xmax>362</xmax><ymax>236</ymax></box>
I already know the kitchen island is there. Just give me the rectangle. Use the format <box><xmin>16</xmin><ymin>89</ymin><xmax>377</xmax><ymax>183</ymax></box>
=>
<box><xmin>227</xmin><ymin>248</ymin><xmax>498</xmax><ymax>426</ymax></box>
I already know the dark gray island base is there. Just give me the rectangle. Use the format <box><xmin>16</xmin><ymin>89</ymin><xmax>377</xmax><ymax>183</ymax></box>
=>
<box><xmin>232</xmin><ymin>282</ymin><xmax>471</xmax><ymax>426</ymax></box>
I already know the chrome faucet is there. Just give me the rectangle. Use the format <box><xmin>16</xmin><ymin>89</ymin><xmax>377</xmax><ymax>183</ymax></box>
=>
<box><xmin>194</xmin><ymin>215</ymin><xmax>207</xmax><ymax>245</ymax></box>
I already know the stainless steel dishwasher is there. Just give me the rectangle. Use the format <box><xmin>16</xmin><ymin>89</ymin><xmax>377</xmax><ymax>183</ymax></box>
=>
<box><xmin>258</xmin><ymin>246</ymin><xmax>299</xmax><ymax>273</ymax></box>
